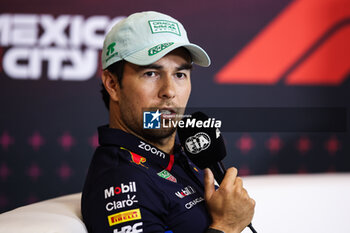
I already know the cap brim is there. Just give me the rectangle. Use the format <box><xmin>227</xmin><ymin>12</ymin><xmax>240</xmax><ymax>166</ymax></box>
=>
<box><xmin>124</xmin><ymin>42</ymin><xmax>211</xmax><ymax>67</ymax></box>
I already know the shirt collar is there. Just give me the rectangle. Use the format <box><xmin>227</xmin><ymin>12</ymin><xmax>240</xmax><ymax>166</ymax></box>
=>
<box><xmin>98</xmin><ymin>125</ymin><xmax>181</xmax><ymax>170</ymax></box>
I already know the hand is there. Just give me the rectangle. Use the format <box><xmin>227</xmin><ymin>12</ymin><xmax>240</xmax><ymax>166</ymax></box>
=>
<box><xmin>204</xmin><ymin>167</ymin><xmax>255</xmax><ymax>233</ymax></box>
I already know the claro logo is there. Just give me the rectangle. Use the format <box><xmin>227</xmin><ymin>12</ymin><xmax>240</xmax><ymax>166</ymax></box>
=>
<box><xmin>0</xmin><ymin>13</ymin><xmax>124</xmax><ymax>81</ymax></box>
<box><xmin>106</xmin><ymin>194</ymin><xmax>138</xmax><ymax>211</ymax></box>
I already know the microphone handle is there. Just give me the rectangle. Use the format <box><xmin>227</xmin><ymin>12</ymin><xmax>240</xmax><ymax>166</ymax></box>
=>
<box><xmin>208</xmin><ymin>161</ymin><xmax>226</xmax><ymax>184</ymax></box>
<box><xmin>207</xmin><ymin>162</ymin><xmax>257</xmax><ymax>233</ymax></box>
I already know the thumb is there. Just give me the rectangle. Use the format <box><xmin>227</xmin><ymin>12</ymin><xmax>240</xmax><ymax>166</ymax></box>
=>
<box><xmin>204</xmin><ymin>168</ymin><xmax>215</xmax><ymax>201</ymax></box>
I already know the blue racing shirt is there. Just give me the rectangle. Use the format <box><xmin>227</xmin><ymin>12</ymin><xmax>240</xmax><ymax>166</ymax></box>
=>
<box><xmin>82</xmin><ymin>126</ymin><xmax>211</xmax><ymax>233</ymax></box>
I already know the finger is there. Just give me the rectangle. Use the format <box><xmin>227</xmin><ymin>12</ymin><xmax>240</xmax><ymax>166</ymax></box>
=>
<box><xmin>234</xmin><ymin>177</ymin><xmax>243</xmax><ymax>193</ymax></box>
<box><xmin>241</xmin><ymin>186</ymin><xmax>248</xmax><ymax>195</ymax></box>
<box><xmin>242</xmin><ymin>188</ymin><xmax>255</xmax><ymax>206</ymax></box>
<box><xmin>250</xmin><ymin>198</ymin><xmax>256</xmax><ymax>207</ymax></box>
<box><xmin>234</xmin><ymin>176</ymin><xmax>243</xmax><ymax>187</ymax></box>
<box><xmin>220</xmin><ymin>167</ymin><xmax>238</xmax><ymax>188</ymax></box>
<box><xmin>204</xmin><ymin>168</ymin><xmax>215</xmax><ymax>201</ymax></box>
<box><xmin>241</xmin><ymin>187</ymin><xmax>249</xmax><ymax>198</ymax></box>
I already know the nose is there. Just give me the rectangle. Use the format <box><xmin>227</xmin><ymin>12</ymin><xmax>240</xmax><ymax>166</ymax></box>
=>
<box><xmin>158</xmin><ymin>74</ymin><xmax>176</xmax><ymax>99</ymax></box>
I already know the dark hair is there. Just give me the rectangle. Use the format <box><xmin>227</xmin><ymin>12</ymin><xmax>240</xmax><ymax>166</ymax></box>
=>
<box><xmin>100</xmin><ymin>60</ymin><xmax>125</xmax><ymax>110</ymax></box>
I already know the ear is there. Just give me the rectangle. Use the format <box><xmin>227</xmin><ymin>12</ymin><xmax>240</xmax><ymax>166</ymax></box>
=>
<box><xmin>101</xmin><ymin>70</ymin><xmax>120</xmax><ymax>102</ymax></box>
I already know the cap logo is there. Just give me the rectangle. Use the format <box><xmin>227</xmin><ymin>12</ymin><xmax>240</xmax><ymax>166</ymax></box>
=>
<box><xmin>148</xmin><ymin>42</ymin><xmax>174</xmax><ymax>56</ymax></box>
<box><xmin>106</xmin><ymin>42</ymin><xmax>116</xmax><ymax>56</ymax></box>
<box><xmin>148</xmin><ymin>20</ymin><xmax>181</xmax><ymax>36</ymax></box>
<box><xmin>106</xmin><ymin>42</ymin><xmax>119</xmax><ymax>62</ymax></box>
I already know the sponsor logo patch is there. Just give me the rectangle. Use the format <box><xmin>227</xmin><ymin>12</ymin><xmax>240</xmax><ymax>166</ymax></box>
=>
<box><xmin>148</xmin><ymin>20</ymin><xmax>181</xmax><ymax>36</ymax></box>
<box><xmin>148</xmin><ymin>42</ymin><xmax>174</xmax><ymax>56</ymax></box>
<box><xmin>121</xmin><ymin>147</ymin><xmax>148</xmax><ymax>168</ymax></box>
<box><xmin>104</xmin><ymin>182</ymin><xmax>137</xmax><ymax>199</ymax></box>
<box><xmin>157</xmin><ymin>170</ymin><xmax>177</xmax><ymax>183</ymax></box>
<box><xmin>108</xmin><ymin>208</ymin><xmax>141</xmax><ymax>226</ymax></box>
<box><xmin>106</xmin><ymin>42</ymin><xmax>119</xmax><ymax>62</ymax></box>
<box><xmin>138</xmin><ymin>141</ymin><xmax>165</xmax><ymax>158</ymax></box>
<box><xmin>185</xmin><ymin>197</ymin><xmax>204</xmax><ymax>209</ymax></box>
<box><xmin>113</xmin><ymin>222</ymin><xmax>143</xmax><ymax>233</ymax></box>
<box><xmin>130</xmin><ymin>153</ymin><xmax>148</xmax><ymax>168</ymax></box>
<box><xmin>175</xmin><ymin>185</ymin><xmax>196</xmax><ymax>199</ymax></box>
<box><xmin>106</xmin><ymin>194</ymin><xmax>138</xmax><ymax>211</ymax></box>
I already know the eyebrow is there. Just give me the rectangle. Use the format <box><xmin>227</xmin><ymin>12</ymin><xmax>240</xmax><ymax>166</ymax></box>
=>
<box><xmin>176</xmin><ymin>63</ymin><xmax>193</xmax><ymax>71</ymax></box>
<box><xmin>139</xmin><ymin>63</ymin><xmax>193</xmax><ymax>71</ymax></box>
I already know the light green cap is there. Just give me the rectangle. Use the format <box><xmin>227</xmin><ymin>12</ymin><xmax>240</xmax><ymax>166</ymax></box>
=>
<box><xmin>102</xmin><ymin>11</ymin><xmax>211</xmax><ymax>69</ymax></box>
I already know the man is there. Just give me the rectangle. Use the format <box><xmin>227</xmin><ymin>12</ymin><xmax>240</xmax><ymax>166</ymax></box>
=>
<box><xmin>82</xmin><ymin>11</ymin><xmax>255</xmax><ymax>233</ymax></box>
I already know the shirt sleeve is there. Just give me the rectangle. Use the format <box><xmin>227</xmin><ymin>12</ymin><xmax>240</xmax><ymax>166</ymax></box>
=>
<box><xmin>83</xmin><ymin>158</ymin><xmax>171</xmax><ymax>233</ymax></box>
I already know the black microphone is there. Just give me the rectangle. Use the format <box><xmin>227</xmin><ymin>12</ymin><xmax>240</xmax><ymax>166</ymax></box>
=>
<box><xmin>177</xmin><ymin>111</ymin><xmax>257</xmax><ymax>233</ymax></box>
<box><xmin>177</xmin><ymin>111</ymin><xmax>227</xmax><ymax>184</ymax></box>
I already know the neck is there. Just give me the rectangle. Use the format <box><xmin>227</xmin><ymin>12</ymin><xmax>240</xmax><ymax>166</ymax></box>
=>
<box><xmin>146</xmin><ymin>134</ymin><xmax>176</xmax><ymax>155</ymax></box>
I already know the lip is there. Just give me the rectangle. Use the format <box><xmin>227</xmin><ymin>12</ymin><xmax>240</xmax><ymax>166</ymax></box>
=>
<box><xmin>159</xmin><ymin>108</ymin><xmax>176</xmax><ymax>114</ymax></box>
<box><xmin>159</xmin><ymin>108</ymin><xmax>177</xmax><ymax>119</ymax></box>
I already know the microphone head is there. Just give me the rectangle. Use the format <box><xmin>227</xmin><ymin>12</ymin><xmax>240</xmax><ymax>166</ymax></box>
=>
<box><xmin>177</xmin><ymin>112</ymin><xmax>226</xmax><ymax>169</ymax></box>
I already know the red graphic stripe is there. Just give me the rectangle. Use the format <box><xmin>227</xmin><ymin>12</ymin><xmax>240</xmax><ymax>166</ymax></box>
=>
<box><xmin>215</xmin><ymin>0</ymin><xmax>350</xmax><ymax>85</ymax></box>
<box><xmin>165</xmin><ymin>154</ymin><xmax>175</xmax><ymax>171</ymax></box>
<box><xmin>286</xmin><ymin>25</ymin><xmax>350</xmax><ymax>85</ymax></box>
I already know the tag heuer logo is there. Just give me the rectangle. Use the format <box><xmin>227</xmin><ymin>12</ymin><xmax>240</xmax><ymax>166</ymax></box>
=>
<box><xmin>148</xmin><ymin>20</ymin><xmax>181</xmax><ymax>36</ymax></box>
<box><xmin>148</xmin><ymin>42</ymin><xmax>174</xmax><ymax>56</ymax></box>
<box><xmin>157</xmin><ymin>170</ymin><xmax>177</xmax><ymax>183</ymax></box>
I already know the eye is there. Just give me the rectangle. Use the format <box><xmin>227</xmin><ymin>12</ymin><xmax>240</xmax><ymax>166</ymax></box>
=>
<box><xmin>144</xmin><ymin>71</ymin><xmax>155</xmax><ymax>77</ymax></box>
<box><xmin>175</xmin><ymin>73</ymin><xmax>187</xmax><ymax>79</ymax></box>
<box><xmin>143</xmin><ymin>71</ymin><xmax>157</xmax><ymax>78</ymax></box>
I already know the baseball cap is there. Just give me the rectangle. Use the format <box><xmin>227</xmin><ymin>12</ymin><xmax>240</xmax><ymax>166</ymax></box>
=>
<box><xmin>102</xmin><ymin>11</ymin><xmax>211</xmax><ymax>69</ymax></box>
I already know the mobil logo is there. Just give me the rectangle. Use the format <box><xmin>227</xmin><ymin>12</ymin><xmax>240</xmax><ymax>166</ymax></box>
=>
<box><xmin>175</xmin><ymin>185</ymin><xmax>196</xmax><ymax>199</ymax></box>
<box><xmin>104</xmin><ymin>182</ymin><xmax>137</xmax><ymax>199</ymax></box>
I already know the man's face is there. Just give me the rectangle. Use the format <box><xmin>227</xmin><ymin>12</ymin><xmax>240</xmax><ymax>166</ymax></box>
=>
<box><xmin>114</xmin><ymin>48</ymin><xmax>192</xmax><ymax>142</ymax></box>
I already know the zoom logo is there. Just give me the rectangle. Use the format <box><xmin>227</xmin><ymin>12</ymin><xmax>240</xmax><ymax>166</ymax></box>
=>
<box><xmin>138</xmin><ymin>141</ymin><xmax>165</xmax><ymax>158</ymax></box>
